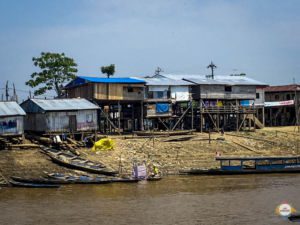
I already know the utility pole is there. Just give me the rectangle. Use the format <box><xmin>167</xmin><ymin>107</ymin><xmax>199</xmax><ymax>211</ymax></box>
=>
<box><xmin>13</xmin><ymin>83</ymin><xmax>18</xmax><ymax>102</ymax></box>
<box><xmin>5</xmin><ymin>81</ymin><xmax>9</xmax><ymax>101</ymax></box>
<box><xmin>207</xmin><ymin>61</ymin><xmax>217</xmax><ymax>79</ymax></box>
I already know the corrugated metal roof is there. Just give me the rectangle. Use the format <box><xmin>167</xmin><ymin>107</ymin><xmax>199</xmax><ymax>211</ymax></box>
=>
<box><xmin>30</xmin><ymin>98</ymin><xmax>99</xmax><ymax>111</ymax></box>
<box><xmin>264</xmin><ymin>84</ymin><xmax>300</xmax><ymax>92</ymax></box>
<box><xmin>132</xmin><ymin>75</ymin><xmax>191</xmax><ymax>86</ymax></box>
<box><xmin>161</xmin><ymin>74</ymin><xmax>267</xmax><ymax>86</ymax></box>
<box><xmin>0</xmin><ymin>102</ymin><xmax>26</xmax><ymax>116</ymax></box>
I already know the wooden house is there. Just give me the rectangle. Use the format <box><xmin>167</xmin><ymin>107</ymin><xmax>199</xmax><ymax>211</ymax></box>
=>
<box><xmin>20</xmin><ymin>98</ymin><xmax>99</xmax><ymax>134</ymax></box>
<box><xmin>264</xmin><ymin>84</ymin><xmax>300</xmax><ymax>126</ymax></box>
<box><xmin>162</xmin><ymin>74</ymin><xmax>267</xmax><ymax>131</ymax></box>
<box><xmin>65</xmin><ymin>76</ymin><xmax>145</xmax><ymax>101</ymax></box>
<box><xmin>0</xmin><ymin>102</ymin><xmax>26</xmax><ymax>136</ymax></box>
<box><xmin>64</xmin><ymin>76</ymin><xmax>146</xmax><ymax>133</ymax></box>
<box><xmin>140</xmin><ymin>74</ymin><xmax>193</xmax><ymax>130</ymax></box>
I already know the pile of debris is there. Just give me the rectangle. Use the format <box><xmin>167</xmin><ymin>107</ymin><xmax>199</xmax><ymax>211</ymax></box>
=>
<box><xmin>25</xmin><ymin>134</ymin><xmax>88</xmax><ymax>155</ymax></box>
<box><xmin>0</xmin><ymin>136</ymin><xmax>40</xmax><ymax>150</ymax></box>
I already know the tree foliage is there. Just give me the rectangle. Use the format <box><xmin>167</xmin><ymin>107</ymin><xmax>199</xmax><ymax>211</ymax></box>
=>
<box><xmin>26</xmin><ymin>52</ymin><xmax>78</xmax><ymax>97</ymax></box>
<box><xmin>101</xmin><ymin>64</ymin><xmax>115</xmax><ymax>78</ymax></box>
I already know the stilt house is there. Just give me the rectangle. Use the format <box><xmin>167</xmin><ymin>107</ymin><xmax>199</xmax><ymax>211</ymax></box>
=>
<box><xmin>264</xmin><ymin>84</ymin><xmax>300</xmax><ymax>126</ymax></box>
<box><xmin>141</xmin><ymin>74</ymin><xmax>193</xmax><ymax>130</ymax></box>
<box><xmin>64</xmin><ymin>76</ymin><xmax>146</xmax><ymax>133</ymax></box>
<box><xmin>162</xmin><ymin>74</ymin><xmax>267</xmax><ymax>131</ymax></box>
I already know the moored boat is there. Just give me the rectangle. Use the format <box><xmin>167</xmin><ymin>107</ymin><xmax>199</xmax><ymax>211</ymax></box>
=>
<box><xmin>9</xmin><ymin>180</ymin><xmax>60</xmax><ymax>188</ymax></box>
<box><xmin>11</xmin><ymin>175</ymin><xmax>111</xmax><ymax>185</ymax></box>
<box><xmin>181</xmin><ymin>156</ymin><xmax>300</xmax><ymax>175</ymax></box>
<box><xmin>44</xmin><ymin>151</ymin><xmax>118</xmax><ymax>176</ymax></box>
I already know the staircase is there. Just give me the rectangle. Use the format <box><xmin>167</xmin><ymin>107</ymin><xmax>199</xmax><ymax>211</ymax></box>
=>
<box><xmin>248</xmin><ymin>115</ymin><xmax>264</xmax><ymax>129</ymax></box>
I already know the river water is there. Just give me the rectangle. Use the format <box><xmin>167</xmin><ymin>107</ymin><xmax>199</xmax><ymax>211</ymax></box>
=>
<box><xmin>0</xmin><ymin>174</ymin><xmax>299</xmax><ymax>225</ymax></box>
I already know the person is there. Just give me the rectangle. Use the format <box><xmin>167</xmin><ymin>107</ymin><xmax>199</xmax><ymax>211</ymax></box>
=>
<box><xmin>153</xmin><ymin>165</ymin><xmax>160</xmax><ymax>177</ymax></box>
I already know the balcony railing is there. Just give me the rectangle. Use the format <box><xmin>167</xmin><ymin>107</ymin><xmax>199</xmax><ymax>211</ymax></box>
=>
<box><xmin>200</xmin><ymin>106</ymin><xmax>256</xmax><ymax>114</ymax></box>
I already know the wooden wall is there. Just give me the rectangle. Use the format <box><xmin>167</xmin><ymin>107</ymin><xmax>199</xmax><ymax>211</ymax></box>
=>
<box><xmin>67</xmin><ymin>83</ymin><xmax>94</xmax><ymax>99</ymax></box>
<box><xmin>94</xmin><ymin>83</ymin><xmax>144</xmax><ymax>100</ymax></box>
<box><xmin>67</xmin><ymin>83</ymin><xmax>144</xmax><ymax>101</ymax></box>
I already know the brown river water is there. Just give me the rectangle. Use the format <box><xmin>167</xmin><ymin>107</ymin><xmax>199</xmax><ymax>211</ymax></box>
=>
<box><xmin>0</xmin><ymin>174</ymin><xmax>299</xmax><ymax>225</ymax></box>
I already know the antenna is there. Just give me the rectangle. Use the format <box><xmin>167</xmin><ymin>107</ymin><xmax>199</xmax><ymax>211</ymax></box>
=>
<box><xmin>155</xmin><ymin>67</ymin><xmax>163</xmax><ymax>76</ymax></box>
<box><xmin>5</xmin><ymin>81</ymin><xmax>9</xmax><ymax>101</ymax></box>
<box><xmin>206</xmin><ymin>61</ymin><xmax>217</xmax><ymax>79</ymax></box>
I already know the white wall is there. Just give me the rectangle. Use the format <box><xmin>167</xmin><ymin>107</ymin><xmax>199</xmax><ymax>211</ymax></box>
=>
<box><xmin>170</xmin><ymin>86</ymin><xmax>189</xmax><ymax>101</ymax></box>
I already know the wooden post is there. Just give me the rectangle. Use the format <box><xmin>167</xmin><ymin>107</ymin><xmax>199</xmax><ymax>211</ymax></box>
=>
<box><xmin>262</xmin><ymin>107</ymin><xmax>265</xmax><ymax>127</ymax></box>
<box><xmin>140</xmin><ymin>101</ymin><xmax>144</xmax><ymax>131</ymax></box>
<box><xmin>236</xmin><ymin>99</ymin><xmax>239</xmax><ymax>132</ymax></box>
<box><xmin>270</xmin><ymin>108</ymin><xmax>273</xmax><ymax>127</ymax></box>
<box><xmin>118</xmin><ymin>101</ymin><xmax>121</xmax><ymax>133</ymax></box>
<box><xmin>191</xmin><ymin>100</ymin><xmax>194</xmax><ymax>130</ymax></box>
<box><xmin>253</xmin><ymin>113</ymin><xmax>256</xmax><ymax>131</ymax></box>
<box><xmin>200</xmin><ymin>100</ymin><xmax>203</xmax><ymax>133</ymax></box>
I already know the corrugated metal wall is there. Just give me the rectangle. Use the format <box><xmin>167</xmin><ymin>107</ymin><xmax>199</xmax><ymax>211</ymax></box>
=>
<box><xmin>200</xmin><ymin>85</ymin><xmax>256</xmax><ymax>99</ymax></box>
<box><xmin>0</xmin><ymin>116</ymin><xmax>24</xmax><ymax>135</ymax></box>
<box><xmin>24</xmin><ymin>110</ymin><xmax>98</xmax><ymax>133</ymax></box>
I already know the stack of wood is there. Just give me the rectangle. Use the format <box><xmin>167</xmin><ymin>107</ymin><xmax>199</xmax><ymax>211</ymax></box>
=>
<box><xmin>25</xmin><ymin>134</ymin><xmax>87</xmax><ymax>155</ymax></box>
<box><xmin>0</xmin><ymin>136</ymin><xmax>35</xmax><ymax>150</ymax></box>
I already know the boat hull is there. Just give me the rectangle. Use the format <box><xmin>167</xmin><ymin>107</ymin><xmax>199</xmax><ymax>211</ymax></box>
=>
<box><xmin>181</xmin><ymin>168</ymin><xmax>300</xmax><ymax>175</ymax></box>
<box><xmin>46</xmin><ymin>152</ymin><xmax>118</xmax><ymax>176</ymax></box>
<box><xmin>9</xmin><ymin>180</ymin><xmax>60</xmax><ymax>188</ymax></box>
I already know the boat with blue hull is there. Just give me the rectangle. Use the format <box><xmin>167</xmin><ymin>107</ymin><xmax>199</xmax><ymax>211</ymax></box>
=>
<box><xmin>181</xmin><ymin>156</ymin><xmax>300</xmax><ymax>175</ymax></box>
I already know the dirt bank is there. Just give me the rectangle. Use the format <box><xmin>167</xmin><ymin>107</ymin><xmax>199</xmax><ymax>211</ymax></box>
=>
<box><xmin>0</xmin><ymin>126</ymin><xmax>299</xmax><ymax>182</ymax></box>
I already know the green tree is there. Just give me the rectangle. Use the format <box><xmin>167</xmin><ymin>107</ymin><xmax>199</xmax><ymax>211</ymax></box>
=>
<box><xmin>101</xmin><ymin>64</ymin><xmax>115</xmax><ymax>78</ymax></box>
<box><xmin>26</xmin><ymin>52</ymin><xmax>78</xmax><ymax>98</ymax></box>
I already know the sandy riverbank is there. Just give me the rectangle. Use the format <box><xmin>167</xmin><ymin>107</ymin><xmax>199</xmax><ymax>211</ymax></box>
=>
<box><xmin>0</xmin><ymin>126</ymin><xmax>299</xmax><ymax>182</ymax></box>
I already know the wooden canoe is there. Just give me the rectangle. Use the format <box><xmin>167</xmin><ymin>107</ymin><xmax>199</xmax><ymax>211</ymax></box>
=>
<box><xmin>9</xmin><ymin>180</ymin><xmax>60</xmax><ymax>188</ymax></box>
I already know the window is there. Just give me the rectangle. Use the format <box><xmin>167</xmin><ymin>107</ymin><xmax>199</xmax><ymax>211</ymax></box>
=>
<box><xmin>275</xmin><ymin>95</ymin><xmax>280</xmax><ymax>100</ymax></box>
<box><xmin>286</xmin><ymin>94</ymin><xmax>291</xmax><ymax>100</ymax></box>
<box><xmin>147</xmin><ymin>91</ymin><xmax>154</xmax><ymax>99</ymax></box>
<box><xmin>225</xmin><ymin>86</ymin><xmax>232</xmax><ymax>92</ymax></box>
<box><xmin>127</xmin><ymin>87</ymin><xmax>134</xmax><ymax>92</ymax></box>
<box><xmin>156</xmin><ymin>91</ymin><xmax>164</xmax><ymax>98</ymax></box>
<box><xmin>86</xmin><ymin>114</ymin><xmax>93</xmax><ymax>123</ymax></box>
<box><xmin>256</xmin><ymin>93</ymin><xmax>260</xmax><ymax>99</ymax></box>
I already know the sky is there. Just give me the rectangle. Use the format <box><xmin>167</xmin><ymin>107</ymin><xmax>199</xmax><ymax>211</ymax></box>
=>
<box><xmin>0</xmin><ymin>0</ymin><xmax>300</xmax><ymax>100</ymax></box>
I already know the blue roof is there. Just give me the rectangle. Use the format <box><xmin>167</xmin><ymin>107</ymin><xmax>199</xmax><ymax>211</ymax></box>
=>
<box><xmin>65</xmin><ymin>76</ymin><xmax>146</xmax><ymax>88</ymax></box>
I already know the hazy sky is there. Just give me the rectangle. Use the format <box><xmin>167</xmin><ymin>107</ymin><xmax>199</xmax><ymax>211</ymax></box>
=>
<box><xmin>0</xmin><ymin>0</ymin><xmax>300</xmax><ymax>100</ymax></box>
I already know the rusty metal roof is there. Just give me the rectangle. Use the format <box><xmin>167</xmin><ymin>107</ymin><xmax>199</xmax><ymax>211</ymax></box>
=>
<box><xmin>29</xmin><ymin>98</ymin><xmax>99</xmax><ymax>111</ymax></box>
<box><xmin>0</xmin><ymin>101</ymin><xmax>26</xmax><ymax>117</ymax></box>
<box><xmin>264</xmin><ymin>84</ymin><xmax>300</xmax><ymax>92</ymax></box>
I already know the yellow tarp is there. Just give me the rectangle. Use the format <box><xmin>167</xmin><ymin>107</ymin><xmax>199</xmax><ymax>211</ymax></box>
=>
<box><xmin>92</xmin><ymin>138</ymin><xmax>115</xmax><ymax>152</ymax></box>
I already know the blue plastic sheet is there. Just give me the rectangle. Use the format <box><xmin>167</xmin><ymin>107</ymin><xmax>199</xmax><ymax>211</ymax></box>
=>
<box><xmin>156</xmin><ymin>103</ymin><xmax>169</xmax><ymax>113</ymax></box>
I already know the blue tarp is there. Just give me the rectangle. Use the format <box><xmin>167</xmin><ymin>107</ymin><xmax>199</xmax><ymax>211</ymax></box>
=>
<box><xmin>156</xmin><ymin>103</ymin><xmax>169</xmax><ymax>113</ymax></box>
<box><xmin>240</xmin><ymin>100</ymin><xmax>250</xmax><ymax>106</ymax></box>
